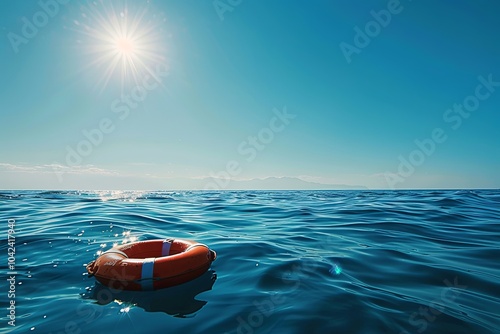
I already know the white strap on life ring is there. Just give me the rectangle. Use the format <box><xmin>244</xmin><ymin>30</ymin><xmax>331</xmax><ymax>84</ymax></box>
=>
<box><xmin>161</xmin><ymin>238</ymin><xmax>174</xmax><ymax>256</ymax></box>
<box><xmin>102</xmin><ymin>249</ymin><xmax>129</xmax><ymax>258</ymax></box>
<box><xmin>140</xmin><ymin>257</ymin><xmax>155</xmax><ymax>291</ymax></box>
<box><xmin>185</xmin><ymin>243</ymin><xmax>208</xmax><ymax>252</ymax></box>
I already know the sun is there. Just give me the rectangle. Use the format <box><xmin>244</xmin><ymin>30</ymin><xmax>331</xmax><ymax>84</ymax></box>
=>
<box><xmin>115</xmin><ymin>37</ymin><xmax>135</xmax><ymax>55</ymax></box>
<box><xmin>72</xmin><ymin>1</ymin><xmax>167</xmax><ymax>93</ymax></box>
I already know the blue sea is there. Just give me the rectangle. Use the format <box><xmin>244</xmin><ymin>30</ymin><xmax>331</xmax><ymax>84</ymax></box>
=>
<box><xmin>1</xmin><ymin>190</ymin><xmax>499</xmax><ymax>333</ymax></box>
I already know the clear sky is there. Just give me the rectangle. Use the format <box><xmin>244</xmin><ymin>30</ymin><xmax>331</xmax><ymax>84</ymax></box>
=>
<box><xmin>1</xmin><ymin>0</ymin><xmax>499</xmax><ymax>190</ymax></box>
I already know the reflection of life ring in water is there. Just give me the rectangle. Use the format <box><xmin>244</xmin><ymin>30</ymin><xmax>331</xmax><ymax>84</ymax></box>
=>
<box><xmin>86</xmin><ymin>239</ymin><xmax>217</xmax><ymax>291</ymax></box>
<box><xmin>82</xmin><ymin>270</ymin><xmax>217</xmax><ymax>317</ymax></box>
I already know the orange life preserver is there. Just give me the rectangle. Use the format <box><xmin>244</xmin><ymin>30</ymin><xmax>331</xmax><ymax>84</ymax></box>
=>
<box><xmin>86</xmin><ymin>239</ymin><xmax>216</xmax><ymax>291</ymax></box>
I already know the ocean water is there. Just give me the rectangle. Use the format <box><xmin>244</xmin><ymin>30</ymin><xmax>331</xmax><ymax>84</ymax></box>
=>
<box><xmin>1</xmin><ymin>190</ymin><xmax>499</xmax><ymax>334</ymax></box>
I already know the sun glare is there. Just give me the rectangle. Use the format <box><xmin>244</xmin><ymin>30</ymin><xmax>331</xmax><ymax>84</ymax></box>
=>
<box><xmin>116</xmin><ymin>37</ymin><xmax>135</xmax><ymax>55</ymax></box>
<box><xmin>72</xmin><ymin>1</ymin><xmax>168</xmax><ymax>93</ymax></box>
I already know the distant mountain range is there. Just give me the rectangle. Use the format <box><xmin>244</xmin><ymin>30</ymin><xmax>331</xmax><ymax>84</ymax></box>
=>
<box><xmin>161</xmin><ymin>176</ymin><xmax>366</xmax><ymax>190</ymax></box>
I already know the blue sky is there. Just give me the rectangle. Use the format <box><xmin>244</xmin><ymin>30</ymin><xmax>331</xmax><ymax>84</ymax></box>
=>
<box><xmin>1</xmin><ymin>0</ymin><xmax>499</xmax><ymax>190</ymax></box>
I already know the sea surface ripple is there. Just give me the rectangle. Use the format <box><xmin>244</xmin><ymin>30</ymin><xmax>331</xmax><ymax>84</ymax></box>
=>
<box><xmin>0</xmin><ymin>190</ymin><xmax>499</xmax><ymax>333</ymax></box>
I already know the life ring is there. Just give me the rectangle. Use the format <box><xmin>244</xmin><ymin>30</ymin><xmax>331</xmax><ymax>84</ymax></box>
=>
<box><xmin>86</xmin><ymin>239</ymin><xmax>216</xmax><ymax>291</ymax></box>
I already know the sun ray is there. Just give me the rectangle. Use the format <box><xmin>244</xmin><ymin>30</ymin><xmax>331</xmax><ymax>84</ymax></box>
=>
<box><xmin>97</xmin><ymin>54</ymin><xmax>122</xmax><ymax>94</ymax></box>
<box><xmin>70</xmin><ymin>0</ymin><xmax>168</xmax><ymax>93</ymax></box>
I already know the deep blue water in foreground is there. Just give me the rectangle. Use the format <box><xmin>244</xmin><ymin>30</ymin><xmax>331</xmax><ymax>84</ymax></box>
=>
<box><xmin>1</xmin><ymin>190</ymin><xmax>499</xmax><ymax>334</ymax></box>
